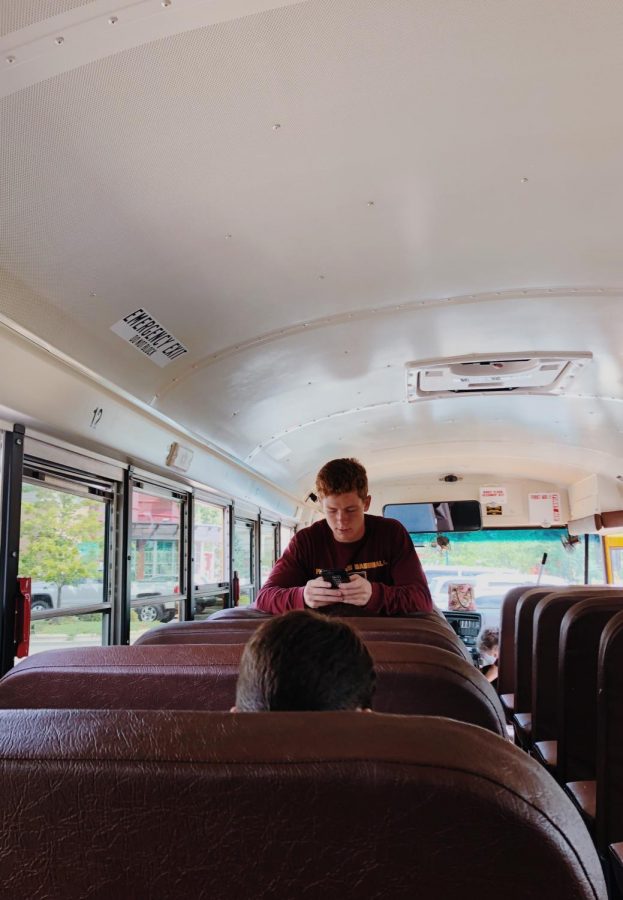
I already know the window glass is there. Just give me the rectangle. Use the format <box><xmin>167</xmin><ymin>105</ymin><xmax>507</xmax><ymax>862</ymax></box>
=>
<box><xmin>19</xmin><ymin>481</ymin><xmax>109</xmax><ymax>653</ymax></box>
<box><xmin>414</xmin><ymin>527</ymin><xmax>606</xmax><ymax>632</ymax></box>
<box><xmin>611</xmin><ymin>547</ymin><xmax>623</xmax><ymax>583</ymax></box>
<box><xmin>604</xmin><ymin>535</ymin><xmax>623</xmax><ymax>584</ymax></box>
<box><xmin>130</xmin><ymin>488</ymin><xmax>182</xmax><ymax>640</ymax></box>
<box><xmin>233</xmin><ymin>519</ymin><xmax>255</xmax><ymax>607</ymax></box>
<box><xmin>26</xmin><ymin>614</ymin><xmax>107</xmax><ymax>658</ymax></box>
<box><xmin>281</xmin><ymin>525</ymin><xmax>295</xmax><ymax>553</ymax></box>
<box><xmin>193</xmin><ymin>499</ymin><xmax>229</xmax><ymax>619</ymax></box>
<box><xmin>260</xmin><ymin>522</ymin><xmax>278</xmax><ymax>586</ymax></box>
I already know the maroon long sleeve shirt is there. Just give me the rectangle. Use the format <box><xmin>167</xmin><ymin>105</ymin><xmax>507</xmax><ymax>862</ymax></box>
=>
<box><xmin>255</xmin><ymin>514</ymin><xmax>432</xmax><ymax>615</ymax></box>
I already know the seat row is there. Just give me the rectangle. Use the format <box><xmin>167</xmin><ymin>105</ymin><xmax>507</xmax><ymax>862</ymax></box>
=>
<box><xmin>496</xmin><ymin>584</ymin><xmax>623</xmax><ymax>893</ymax></box>
<box><xmin>0</xmin><ymin>611</ymin><xmax>607</xmax><ymax>898</ymax></box>
<box><xmin>1</xmin><ymin>635</ymin><xmax>506</xmax><ymax>736</ymax></box>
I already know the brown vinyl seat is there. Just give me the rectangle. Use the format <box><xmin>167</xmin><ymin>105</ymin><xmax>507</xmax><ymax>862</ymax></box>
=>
<box><xmin>209</xmin><ymin>606</ymin><xmax>272</xmax><ymax>621</ymax></box>
<box><xmin>211</xmin><ymin>606</ymin><xmax>449</xmax><ymax>624</ymax></box>
<box><xmin>571</xmin><ymin>608</ymin><xmax>623</xmax><ymax>861</ymax></box>
<box><xmin>135</xmin><ymin>616</ymin><xmax>471</xmax><ymax>659</ymax></box>
<box><xmin>0</xmin><ymin>642</ymin><xmax>506</xmax><ymax>734</ymax></box>
<box><xmin>138</xmin><ymin>613</ymin><xmax>454</xmax><ymax>637</ymax></box>
<box><xmin>531</xmin><ymin>594</ymin><xmax>594</xmax><ymax>773</ymax></box>
<box><xmin>608</xmin><ymin>843</ymin><xmax>623</xmax><ymax>897</ymax></box>
<box><xmin>510</xmin><ymin>587</ymin><xmax>568</xmax><ymax>747</ymax></box>
<box><xmin>555</xmin><ymin>595</ymin><xmax>623</xmax><ymax>797</ymax></box>
<box><xmin>601</xmin><ymin>614</ymin><xmax>623</xmax><ymax>886</ymax></box>
<box><xmin>498</xmin><ymin>584</ymin><xmax>547</xmax><ymax>718</ymax></box>
<box><xmin>0</xmin><ymin>709</ymin><xmax>606</xmax><ymax>899</ymax></box>
<box><xmin>531</xmin><ymin>586</ymin><xmax>623</xmax><ymax>774</ymax></box>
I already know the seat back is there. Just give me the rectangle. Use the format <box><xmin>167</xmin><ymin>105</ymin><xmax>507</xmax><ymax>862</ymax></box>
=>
<box><xmin>498</xmin><ymin>585</ymin><xmax>545</xmax><ymax>697</ymax></box>
<box><xmin>372</xmin><ymin>643</ymin><xmax>506</xmax><ymax>733</ymax></box>
<box><xmin>211</xmin><ymin>606</ymin><xmax>449</xmax><ymax>625</ymax></box>
<box><xmin>532</xmin><ymin>587</ymin><xmax>622</xmax><ymax>744</ymax></box>
<box><xmin>0</xmin><ymin>709</ymin><xmax>606</xmax><ymax>900</ymax></box>
<box><xmin>514</xmin><ymin>588</ymin><xmax>567</xmax><ymax>712</ymax></box>
<box><xmin>134</xmin><ymin>616</ymin><xmax>470</xmax><ymax>659</ymax></box>
<box><xmin>558</xmin><ymin>594</ymin><xmax>623</xmax><ymax>783</ymax></box>
<box><xmin>0</xmin><ymin>643</ymin><xmax>505</xmax><ymax>733</ymax></box>
<box><xmin>597</xmin><ymin>611</ymin><xmax>623</xmax><ymax>855</ymax></box>
<box><xmin>209</xmin><ymin>607</ymin><xmax>272</xmax><ymax>621</ymax></box>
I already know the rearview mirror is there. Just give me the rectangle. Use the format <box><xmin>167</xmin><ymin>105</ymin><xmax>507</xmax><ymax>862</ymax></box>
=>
<box><xmin>383</xmin><ymin>501</ymin><xmax>482</xmax><ymax>533</ymax></box>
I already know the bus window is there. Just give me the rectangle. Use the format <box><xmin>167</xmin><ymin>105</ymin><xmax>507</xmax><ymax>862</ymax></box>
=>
<box><xmin>281</xmin><ymin>525</ymin><xmax>295</xmax><ymax>554</ymax></box>
<box><xmin>233</xmin><ymin>518</ymin><xmax>256</xmax><ymax>606</ymax></box>
<box><xmin>416</xmin><ymin>528</ymin><xmax>606</xmax><ymax>631</ymax></box>
<box><xmin>19</xmin><ymin>481</ymin><xmax>110</xmax><ymax>656</ymax></box>
<box><xmin>129</xmin><ymin>486</ymin><xmax>184</xmax><ymax>641</ymax></box>
<box><xmin>604</xmin><ymin>535</ymin><xmax>623</xmax><ymax>584</ymax></box>
<box><xmin>192</xmin><ymin>499</ymin><xmax>229</xmax><ymax>619</ymax></box>
<box><xmin>260</xmin><ymin>521</ymin><xmax>278</xmax><ymax>586</ymax></box>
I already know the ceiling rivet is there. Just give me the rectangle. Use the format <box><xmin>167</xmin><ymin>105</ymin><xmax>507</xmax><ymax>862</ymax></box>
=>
<box><xmin>55</xmin><ymin>36</ymin><xmax>65</xmax><ymax>45</ymax></box>
<box><xmin>6</xmin><ymin>56</ymin><xmax>16</xmax><ymax>64</ymax></box>
<box><xmin>272</xmin><ymin>123</ymin><xmax>281</xmax><ymax>130</ymax></box>
<box><xmin>521</xmin><ymin>177</ymin><xmax>529</xmax><ymax>183</ymax></box>
<box><xmin>367</xmin><ymin>200</ymin><xmax>375</xmax><ymax>206</ymax></box>
<box><xmin>161</xmin><ymin>0</ymin><xmax>172</xmax><ymax>6</ymax></box>
<box><xmin>108</xmin><ymin>16</ymin><xmax>118</xmax><ymax>25</ymax></box>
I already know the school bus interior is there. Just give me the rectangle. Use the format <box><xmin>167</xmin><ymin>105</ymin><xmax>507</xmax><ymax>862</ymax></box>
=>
<box><xmin>1</xmin><ymin>1</ymin><xmax>623</xmax><ymax>897</ymax></box>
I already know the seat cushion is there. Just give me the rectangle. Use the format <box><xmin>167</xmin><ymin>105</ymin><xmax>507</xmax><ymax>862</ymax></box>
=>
<box><xmin>512</xmin><ymin>711</ymin><xmax>532</xmax><ymax>748</ymax></box>
<box><xmin>533</xmin><ymin>740</ymin><xmax>558</xmax><ymax>771</ymax></box>
<box><xmin>565</xmin><ymin>781</ymin><xmax>596</xmax><ymax>830</ymax></box>
<box><xmin>609</xmin><ymin>843</ymin><xmax>623</xmax><ymax>894</ymax></box>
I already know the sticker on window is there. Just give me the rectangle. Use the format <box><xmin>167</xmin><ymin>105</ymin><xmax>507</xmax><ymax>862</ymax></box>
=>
<box><xmin>111</xmin><ymin>308</ymin><xmax>188</xmax><ymax>367</ymax></box>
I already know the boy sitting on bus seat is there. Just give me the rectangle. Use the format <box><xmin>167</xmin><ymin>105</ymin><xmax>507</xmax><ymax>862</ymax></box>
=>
<box><xmin>233</xmin><ymin>610</ymin><xmax>376</xmax><ymax>711</ymax></box>
<box><xmin>255</xmin><ymin>457</ymin><xmax>432</xmax><ymax>616</ymax></box>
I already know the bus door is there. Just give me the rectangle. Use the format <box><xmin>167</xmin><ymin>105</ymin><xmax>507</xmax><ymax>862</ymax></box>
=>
<box><xmin>604</xmin><ymin>535</ymin><xmax>623</xmax><ymax>584</ymax></box>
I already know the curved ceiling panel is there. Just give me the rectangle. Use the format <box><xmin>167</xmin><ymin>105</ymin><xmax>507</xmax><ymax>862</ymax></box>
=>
<box><xmin>1</xmin><ymin>0</ymin><xmax>623</xmax><ymax>497</ymax></box>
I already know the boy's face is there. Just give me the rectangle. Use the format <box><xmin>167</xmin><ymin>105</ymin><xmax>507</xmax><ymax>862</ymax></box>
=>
<box><xmin>321</xmin><ymin>490</ymin><xmax>371</xmax><ymax>542</ymax></box>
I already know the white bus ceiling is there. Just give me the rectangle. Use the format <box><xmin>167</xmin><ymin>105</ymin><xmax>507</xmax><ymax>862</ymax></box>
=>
<box><xmin>1</xmin><ymin>0</ymin><xmax>623</xmax><ymax>520</ymax></box>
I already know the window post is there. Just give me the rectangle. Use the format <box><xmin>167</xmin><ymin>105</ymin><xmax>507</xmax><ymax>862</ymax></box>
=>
<box><xmin>0</xmin><ymin>424</ymin><xmax>25</xmax><ymax>675</ymax></box>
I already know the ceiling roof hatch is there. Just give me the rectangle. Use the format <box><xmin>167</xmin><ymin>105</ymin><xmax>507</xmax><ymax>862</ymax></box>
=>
<box><xmin>405</xmin><ymin>351</ymin><xmax>592</xmax><ymax>400</ymax></box>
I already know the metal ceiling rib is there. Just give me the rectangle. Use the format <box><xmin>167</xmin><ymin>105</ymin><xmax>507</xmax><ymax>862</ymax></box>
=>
<box><xmin>0</xmin><ymin>0</ymin><xmax>308</xmax><ymax>98</ymax></box>
<box><xmin>0</xmin><ymin>0</ymin><xmax>96</xmax><ymax>38</ymax></box>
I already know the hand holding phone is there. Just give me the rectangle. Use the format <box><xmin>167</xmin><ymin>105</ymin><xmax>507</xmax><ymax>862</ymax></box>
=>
<box><xmin>321</xmin><ymin>568</ymin><xmax>351</xmax><ymax>589</ymax></box>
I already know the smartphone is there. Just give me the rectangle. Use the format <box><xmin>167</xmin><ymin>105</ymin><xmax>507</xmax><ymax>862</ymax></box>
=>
<box><xmin>321</xmin><ymin>568</ymin><xmax>351</xmax><ymax>588</ymax></box>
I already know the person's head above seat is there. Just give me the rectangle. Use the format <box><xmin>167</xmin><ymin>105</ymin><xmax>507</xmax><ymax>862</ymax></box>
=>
<box><xmin>314</xmin><ymin>457</ymin><xmax>371</xmax><ymax>543</ymax></box>
<box><xmin>234</xmin><ymin>609</ymin><xmax>376</xmax><ymax>711</ymax></box>
<box><xmin>477</xmin><ymin>626</ymin><xmax>500</xmax><ymax>659</ymax></box>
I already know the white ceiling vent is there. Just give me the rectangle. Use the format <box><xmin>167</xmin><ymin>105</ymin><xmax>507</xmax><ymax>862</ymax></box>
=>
<box><xmin>405</xmin><ymin>352</ymin><xmax>592</xmax><ymax>400</ymax></box>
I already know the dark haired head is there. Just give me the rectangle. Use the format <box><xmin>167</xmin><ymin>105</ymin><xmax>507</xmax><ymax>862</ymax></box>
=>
<box><xmin>235</xmin><ymin>610</ymin><xmax>376</xmax><ymax>711</ymax></box>
<box><xmin>315</xmin><ymin>458</ymin><xmax>369</xmax><ymax>501</ymax></box>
